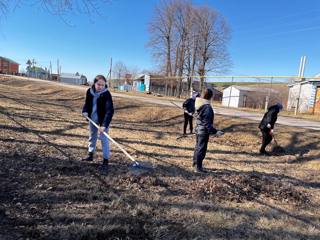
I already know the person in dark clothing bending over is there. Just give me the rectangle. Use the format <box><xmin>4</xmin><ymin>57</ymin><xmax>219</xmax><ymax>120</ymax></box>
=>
<box><xmin>182</xmin><ymin>92</ymin><xmax>200</xmax><ymax>135</ymax></box>
<box><xmin>258</xmin><ymin>103</ymin><xmax>283</xmax><ymax>156</ymax></box>
<box><xmin>193</xmin><ymin>89</ymin><xmax>224</xmax><ymax>173</ymax></box>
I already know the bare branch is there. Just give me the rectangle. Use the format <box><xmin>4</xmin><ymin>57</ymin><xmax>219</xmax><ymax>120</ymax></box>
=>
<box><xmin>147</xmin><ymin>0</ymin><xmax>231</xmax><ymax>95</ymax></box>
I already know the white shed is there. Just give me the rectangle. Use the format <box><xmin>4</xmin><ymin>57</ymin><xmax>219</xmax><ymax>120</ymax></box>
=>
<box><xmin>287</xmin><ymin>74</ymin><xmax>320</xmax><ymax>113</ymax></box>
<box><xmin>222</xmin><ymin>85</ymin><xmax>279</xmax><ymax>109</ymax></box>
<box><xmin>222</xmin><ymin>86</ymin><xmax>241</xmax><ymax>108</ymax></box>
<box><xmin>60</xmin><ymin>73</ymin><xmax>87</xmax><ymax>85</ymax></box>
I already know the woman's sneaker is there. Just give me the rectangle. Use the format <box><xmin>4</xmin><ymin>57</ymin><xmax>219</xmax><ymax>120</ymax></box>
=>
<box><xmin>82</xmin><ymin>152</ymin><xmax>93</xmax><ymax>161</ymax></box>
<box><xmin>98</xmin><ymin>159</ymin><xmax>109</xmax><ymax>173</ymax></box>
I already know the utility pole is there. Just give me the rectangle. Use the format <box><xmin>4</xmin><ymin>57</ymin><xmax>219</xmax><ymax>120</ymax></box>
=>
<box><xmin>295</xmin><ymin>56</ymin><xmax>306</xmax><ymax>115</ymax></box>
<box><xmin>108</xmin><ymin>57</ymin><xmax>112</xmax><ymax>89</ymax></box>
<box><xmin>49</xmin><ymin>61</ymin><xmax>52</xmax><ymax>80</ymax></box>
<box><xmin>57</xmin><ymin>59</ymin><xmax>60</xmax><ymax>75</ymax></box>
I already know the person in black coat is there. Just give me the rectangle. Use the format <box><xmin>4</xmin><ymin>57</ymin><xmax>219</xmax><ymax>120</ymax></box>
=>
<box><xmin>82</xmin><ymin>75</ymin><xmax>114</xmax><ymax>172</ymax></box>
<box><xmin>193</xmin><ymin>89</ymin><xmax>224</xmax><ymax>173</ymax></box>
<box><xmin>258</xmin><ymin>103</ymin><xmax>283</xmax><ymax>155</ymax></box>
<box><xmin>182</xmin><ymin>92</ymin><xmax>200</xmax><ymax>135</ymax></box>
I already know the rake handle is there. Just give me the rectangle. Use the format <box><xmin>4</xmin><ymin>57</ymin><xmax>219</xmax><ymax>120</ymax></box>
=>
<box><xmin>171</xmin><ymin>101</ymin><xmax>194</xmax><ymax>117</ymax></box>
<box><xmin>85</xmin><ymin>116</ymin><xmax>138</xmax><ymax>165</ymax></box>
<box><xmin>273</xmin><ymin>135</ymin><xmax>278</xmax><ymax>145</ymax></box>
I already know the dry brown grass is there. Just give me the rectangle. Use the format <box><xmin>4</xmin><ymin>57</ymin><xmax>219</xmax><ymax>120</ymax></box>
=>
<box><xmin>0</xmin><ymin>77</ymin><xmax>319</xmax><ymax>240</ymax></box>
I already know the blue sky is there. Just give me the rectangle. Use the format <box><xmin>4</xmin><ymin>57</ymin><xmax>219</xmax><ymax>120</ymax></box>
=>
<box><xmin>0</xmin><ymin>0</ymin><xmax>319</xmax><ymax>82</ymax></box>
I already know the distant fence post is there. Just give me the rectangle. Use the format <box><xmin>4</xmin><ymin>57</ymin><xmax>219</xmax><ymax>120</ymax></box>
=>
<box><xmin>264</xmin><ymin>95</ymin><xmax>269</xmax><ymax>112</ymax></box>
<box><xmin>264</xmin><ymin>77</ymin><xmax>273</xmax><ymax>112</ymax></box>
<box><xmin>295</xmin><ymin>82</ymin><xmax>302</xmax><ymax>115</ymax></box>
<box><xmin>227</xmin><ymin>77</ymin><xmax>234</xmax><ymax>107</ymax></box>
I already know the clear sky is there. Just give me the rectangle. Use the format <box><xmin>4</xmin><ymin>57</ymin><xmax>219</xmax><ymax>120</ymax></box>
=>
<box><xmin>0</xmin><ymin>0</ymin><xmax>319</xmax><ymax>82</ymax></box>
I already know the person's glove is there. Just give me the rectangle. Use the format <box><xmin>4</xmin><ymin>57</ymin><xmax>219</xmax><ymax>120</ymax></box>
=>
<box><xmin>82</xmin><ymin>112</ymin><xmax>88</xmax><ymax>118</ymax></box>
<box><xmin>215</xmin><ymin>130</ymin><xmax>224</xmax><ymax>137</ymax></box>
<box><xmin>269</xmin><ymin>129</ymin><xmax>274</xmax><ymax>135</ymax></box>
<box><xmin>267</xmin><ymin>123</ymin><xmax>271</xmax><ymax>128</ymax></box>
<box><xmin>184</xmin><ymin>110</ymin><xmax>193</xmax><ymax>116</ymax></box>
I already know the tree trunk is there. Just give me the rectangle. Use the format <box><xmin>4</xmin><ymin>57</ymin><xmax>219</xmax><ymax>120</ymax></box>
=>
<box><xmin>165</xmin><ymin>36</ymin><xmax>172</xmax><ymax>96</ymax></box>
<box><xmin>198</xmin><ymin>68</ymin><xmax>205</xmax><ymax>94</ymax></box>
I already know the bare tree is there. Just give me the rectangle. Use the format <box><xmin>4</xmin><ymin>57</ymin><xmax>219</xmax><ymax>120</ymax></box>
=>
<box><xmin>112</xmin><ymin>61</ymin><xmax>128</xmax><ymax>80</ymax></box>
<box><xmin>0</xmin><ymin>0</ymin><xmax>7</xmax><ymax>17</ymax></box>
<box><xmin>175</xmin><ymin>1</ymin><xmax>194</xmax><ymax>97</ymax></box>
<box><xmin>148</xmin><ymin>0</ymin><xmax>231</xmax><ymax>96</ymax></box>
<box><xmin>194</xmin><ymin>6</ymin><xmax>231</xmax><ymax>92</ymax></box>
<box><xmin>128</xmin><ymin>67</ymin><xmax>140</xmax><ymax>79</ymax></box>
<box><xmin>148</xmin><ymin>0</ymin><xmax>176</xmax><ymax>95</ymax></box>
<box><xmin>0</xmin><ymin>0</ymin><xmax>110</xmax><ymax>19</ymax></box>
<box><xmin>185</xmin><ymin>24</ymin><xmax>200</xmax><ymax>94</ymax></box>
<box><xmin>173</xmin><ymin>0</ymin><xmax>193</xmax><ymax>97</ymax></box>
<box><xmin>40</xmin><ymin>0</ymin><xmax>109</xmax><ymax>16</ymax></box>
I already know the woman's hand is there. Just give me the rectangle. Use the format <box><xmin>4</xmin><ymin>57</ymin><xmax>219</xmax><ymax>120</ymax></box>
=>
<box><xmin>99</xmin><ymin>126</ymin><xmax>106</xmax><ymax>133</ymax></box>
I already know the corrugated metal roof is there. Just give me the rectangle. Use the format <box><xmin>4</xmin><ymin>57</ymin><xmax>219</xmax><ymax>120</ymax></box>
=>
<box><xmin>60</xmin><ymin>73</ymin><xmax>85</xmax><ymax>79</ymax></box>
<box><xmin>230</xmin><ymin>85</ymin><xmax>279</xmax><ymax>93</ymax></box>
<box><xmin>288</xmin><ymin>73</ymin><xmax>320</xmax><ymax>87</ymax></box>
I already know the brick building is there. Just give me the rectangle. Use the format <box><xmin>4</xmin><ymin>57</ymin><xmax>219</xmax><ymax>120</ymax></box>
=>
<box><xmin>0</xmin><ymin>57</ymin><xmax>19</xmax><ymax>75</ymax></box>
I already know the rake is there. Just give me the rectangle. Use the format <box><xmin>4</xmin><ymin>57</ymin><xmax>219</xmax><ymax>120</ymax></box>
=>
<box><xmin>272</xmin><ymin>135</ymin><xmax>286</xmax><ymax>155</ymax></box>
<box><xmin>84</xmin><ymin>116</ymin><xmax>141</xmax><ymax>168</ymax></box>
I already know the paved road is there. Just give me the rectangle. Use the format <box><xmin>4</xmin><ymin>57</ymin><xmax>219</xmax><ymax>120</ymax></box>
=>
<box><xmin>111</xmin><ymin>92</ymin><xmax>320</xmax><ymax>131</ymax></box>
<box><xmin>2</xmin><ymin>75</ymin><xmax>320</xmax><ymax>130</ymax></box>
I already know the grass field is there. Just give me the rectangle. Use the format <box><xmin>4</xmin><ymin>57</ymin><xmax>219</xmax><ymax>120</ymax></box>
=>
<box><xmin>0</xmin><ymin>77</ymin><xmax>319</xmax><ymax>240</ymax></box>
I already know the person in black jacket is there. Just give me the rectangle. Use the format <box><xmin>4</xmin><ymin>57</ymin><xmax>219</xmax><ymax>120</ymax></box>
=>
<box><xmin>82</xmin><ymin>75</ymin><xmax>114</xmax><ymax>172</ymax></box>
<box><xmin>182</xmin><ymin>92</ymin><xmax>200</xmax><ymax>135</ymax></box>
<box><xmin>193</xmin><ymin>89</ymin><xmax>224</xmax><ymax>173</ymax></box>
<box><xmin>258</xmin><ymin>103</ymin><xmax>283</xmax><ymax>155</ymax></box>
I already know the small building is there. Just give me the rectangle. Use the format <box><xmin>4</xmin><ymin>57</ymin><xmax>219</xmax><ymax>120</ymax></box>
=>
<box><xmin>134</xmin><ymin>74</ymin><xmax>188</xmax><ymax>95</ymax></box>
<box><xmin>50</xmin><ymin>73</ymin><xmax>59</xmax><ymax>81</ymax></box>
<box><xmin>133</xmin><ymin>74</ymin><xmax>152</xmax><ymax>92</ymax></box>
<box><xmin>118</xmin><ymin>84</ymin><xmax>132</xmax><ymax>91</ymax></box>
<box><xmin>211</xmin><ymin>88</ymin><xmax>223</xmax><ymax>101</ymax></box>
<box><xmin>222</xmin><ymin>85</ymin><xmax>280</xmax><ymax>109</ymax></box>
<box><xmin>27</xmin><ymin>66</ymin><xmax>48</xmax><ymax>79</ymax></box>
<box><xmin>0</xmin><ymin>56</ymin><xmax>19</xmax><ymax>75</ymax></box>
<box><xmin>287</xmin><ymin>74</ymin><xmax>320</xmax><ymax>114</ymax></box>
<box><xmin>60</xmin><ymin>72</ymin><xmax>87</xmax><ymax>85</ymax></box>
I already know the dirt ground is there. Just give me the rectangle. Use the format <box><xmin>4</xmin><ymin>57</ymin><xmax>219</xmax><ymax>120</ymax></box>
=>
<box><xmin>0</xmin><ymin>77</ymin><xmax>319</xmax><ymax>240</ymax></box>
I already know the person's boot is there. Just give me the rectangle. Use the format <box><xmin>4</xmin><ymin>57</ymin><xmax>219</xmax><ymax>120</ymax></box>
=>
<box><xmin>194</xmin><ymin>166</ymin><xmax>206</xmax><ymax>173</ymax></box>
<box><xmin>259</xmin><ymin>150</ymin><xmax>271</xmax><ymax>156</ymax></box>
<box><xmin>82</xmin><ymin>152</ymin><xmax>93</xmax><ymax>161</ymax></box>
<box><xmin>99</xmin><ymin>158</ymin><xmax>109</xmax><ymax>173</ymax></box>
